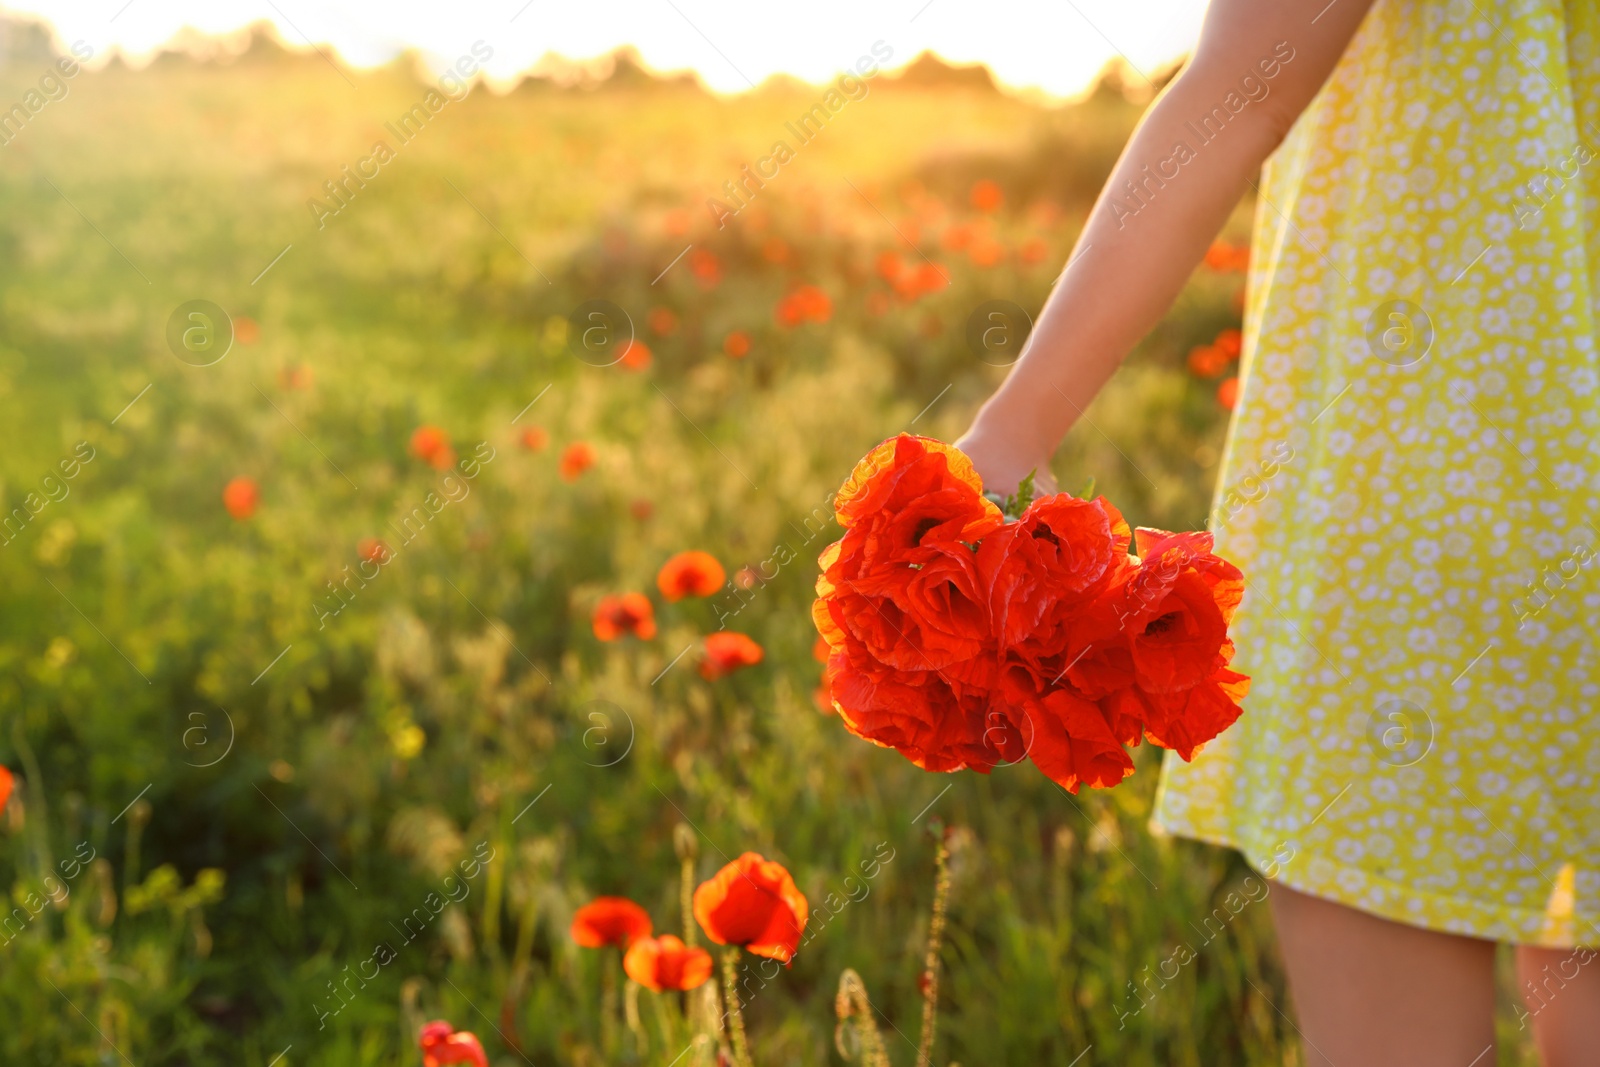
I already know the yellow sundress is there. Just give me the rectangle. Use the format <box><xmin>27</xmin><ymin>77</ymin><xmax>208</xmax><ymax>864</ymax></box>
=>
<box><xmin>1152</xmin><ymin>0</ymin><xmax>1600</xmax><ymax>947</ymax></box>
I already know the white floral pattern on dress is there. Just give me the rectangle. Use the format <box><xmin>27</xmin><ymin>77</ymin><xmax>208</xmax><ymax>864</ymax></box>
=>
<box><xmin>1152</xmin><ymin>0</ymin><xmax>1600</xmax><ymax>947</ymax></box>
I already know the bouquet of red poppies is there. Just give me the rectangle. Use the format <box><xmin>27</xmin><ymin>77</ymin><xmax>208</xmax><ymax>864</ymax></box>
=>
<box><xmin>812</xmin><ymin>434</ymin><xmax>1249</xmax><ymax>793</ymax></box>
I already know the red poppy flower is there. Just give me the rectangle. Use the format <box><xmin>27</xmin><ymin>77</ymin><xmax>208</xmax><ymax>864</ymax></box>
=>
<box><xmin>775</xmin><ymin>285</ymin><xmax>832</xmax><ymax>328</ymax></box>
<box><xmin>942</xmin><ymin>222</ymin><xmax>974</xmax><ymax>252</ymax></box>
<box><xmin>978</xmin><ymin>493</ymin><xmax>1134</xmax><ymax>653</ymax></box>
<box><xmin>734</xmin><ymin>566</ymin><xmax>760</xmax><ymax>589</ymax></box>
<box><xmin>693</xmin><ymin>852</ymin><xmax>808</xmax><ymax>962</ymax></box>
<box><xmin>825</xmin><ymin>648</ymin><xmax>1010</xmax><ymax>772</ymax></box>
<box><xmin>1018</xmin><ymin>236</ymin><xmax>1049</xmax><ymax>264</ymax></box>
<box><xmin>630</xmin><ymin>498</ymin><xmax>654</xmax><ymax>521</ymax></box>
<box><xmin>723</xmin><ymin>330</ymin><xmax>751</xmax><ymax>359</ymax></box>
<box><xmin>1204</xmin><ymin>240</ymin><xmax>1250</xmax><ymax>272</ymax></box>
<box><xmin>560</xmin><ymin>442</ymin><xmax>596</xmax><ymax>481</ymax></box>
<box><xmin>894</xmin><ymin>261</ymin><xmax>949</xmax><ymax>301</ymax></box>
<box><xmin>1213</xmin><ymin>328</ymin><xmax>1243</xmax><ymax>359</ymax></box>
<box><xmin>700</xmin><ymin>632</ymin><xmax>763</xmax><ymax>680</ymax></box>
<box><xmin>1217</xmin><ymin>377</ymin><xmax>1240</xmax><ymax>409</ymax></box>
<box><xmin>967</xmin><ymin>236</ymin><xmax>1004</xmax><ymax>267</ymax></box>
<box><xmin>1188</xmin><ymin>344</ymin><xmax>1227</xmax><ymax>378</ymax></box>
<box><xmin>970</xmin><ymin>179</ymin><xmax>1003</xmax><ymax>213</ymax></box>
<box><xmin>875</xmin><ymin>251</ymin><xmax>904</xmax><ymax>282</ymax></box>
<box><xmin>814</xmin><ymin>436</ymin><xmax>1003</xmax><ymax>676</ymax></box>
<box><xmin>222</xmin><ymin>477</ymin><xmax>259</xmax><ymax>521</ymax></box>
<box><xmin>593</xmin><ymin>593</ymin><xmax>656</xmax><ymax>641</ymax></box>
<box><xmin>619</xmin><ymin>340</ymin><xmax>652</xmax><ymax>371</ymax></box>
<box><xmin>624</xmin><ymin>934</ymin><xmax>714</xmax><ymax>992</ymax></box>
<box><xmin>411</xmin><ymin>426</ymin><xmax>454</xmax><ymax>469</ymax></box>
<box><xmin>571</xmin><ymin>896</ymin><xmax>653</xmax><ymax>948</ymax></box>
<box><xmin>0</xmin><ymin>766</ymin><xmax>12</xmax><ymax>814</ymax></box>
<box><xmin>998</xmin><ymin>665</ymin><xmax>1135</xmax><ymax>792</ymax></box>
<box><xmin>689</xmin><ymin>248</ymin><xmax>722</xmax><ymax>288</ymax></box>
<box><xmin>520</xmin><ymin>426</ymin><xmax>548</xmax><ymax>451</ymax></box>
<box><xmin>657</xmin><ymin>551</ymin><xmax>725</xmax><ymax>600</ymax></box>
<box><xmin>647</xmin><ymin>307</ymin><xmax>678</xmax><ymax>337</ymax></box>
<box><xmin>359</xmin><ymin>538</ymin><xmax>391</xmax><ymax>564</ymax></box>
<box><xmin>418</xmin><ymin>1021</ymin><xmax>488</xmax><ymax>1067</ymax></box>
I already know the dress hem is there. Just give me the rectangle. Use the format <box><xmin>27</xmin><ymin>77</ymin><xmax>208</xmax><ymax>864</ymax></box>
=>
<box><xmin>1148</xmin><ymin>814</ymin><xmax>1598</xmax><ymax>951</ymax></box>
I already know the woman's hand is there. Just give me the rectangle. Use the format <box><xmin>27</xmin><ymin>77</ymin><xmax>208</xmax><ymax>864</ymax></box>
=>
<box><xmin>954</xmin><ymin>421</ymin><xmax>1059</xmax><ymax>500</ymax></box>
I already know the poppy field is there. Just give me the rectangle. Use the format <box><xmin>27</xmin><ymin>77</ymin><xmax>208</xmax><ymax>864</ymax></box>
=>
<box><xmin>6</xmin><ymin>24</ymin><xmax>1545</xmax><ymax>1066</ymax></box>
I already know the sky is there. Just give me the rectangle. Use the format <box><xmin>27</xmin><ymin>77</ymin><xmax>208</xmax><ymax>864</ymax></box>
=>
<box><xmin>0</xmin><ymin>0</ymin><xmax>1209</xmax><ymax>99</ymax></box>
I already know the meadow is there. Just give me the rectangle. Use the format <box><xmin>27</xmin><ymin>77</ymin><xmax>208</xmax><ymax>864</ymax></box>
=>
<box><xmin>0</xmin><ymin>20</ymin><xmax>1544</xmax><ymax>1065</ymax></box>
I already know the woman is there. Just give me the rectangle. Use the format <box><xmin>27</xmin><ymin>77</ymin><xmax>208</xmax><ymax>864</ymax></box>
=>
<box><xmin>957</xmin><ymin>1</ymin><xmax>1600</xmax><ymax>1063</ymax></box>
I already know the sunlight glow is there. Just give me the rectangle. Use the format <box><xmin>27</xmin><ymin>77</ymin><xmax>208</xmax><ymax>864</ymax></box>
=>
<box><xmin>0</xmin><ymin>0</ymin><xmax>1207</xmax><ymax>98</ymax></box>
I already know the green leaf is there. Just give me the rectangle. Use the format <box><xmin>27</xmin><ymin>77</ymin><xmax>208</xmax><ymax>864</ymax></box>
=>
<box><xmin>1077</xmin><ymin>476</ymin><xmax>1096</xmax><ymax>501</ymax></box>
<box><xmin>1015</xmin><ymin>469</ymin><xmax>1036</xmax><ymax>511</ymax></box>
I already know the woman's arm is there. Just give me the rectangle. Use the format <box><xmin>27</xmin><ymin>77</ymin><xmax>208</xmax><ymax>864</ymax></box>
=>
<box><xmin>957</xmin><ymin>0</ymin><xmax>1377</xmax><ymax>493</ymax></box>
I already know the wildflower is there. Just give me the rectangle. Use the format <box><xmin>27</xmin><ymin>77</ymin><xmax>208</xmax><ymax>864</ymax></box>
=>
<box><xmin>1213</xmin><ymin>328</ymin><xmax>1243</xmax><ymax>359</ymax></box>
<box><xmin>1187</xmin><ymin>344</ymin><xmax>1228</xmax><ymax>378</ymax></box>
<box><xmin>693</xmin><ymin>852</ymin><xmax>808</xmax><ymax>962</ymax></box>
<box><xmin>624</xmin><ymin>934</ymin><xmax>714</xmax><ymax>992</ymax></box>
<box><xmin>1217</xmin><ymin>377</ymin><xmax>1240</xmax><ymax>409</ymax></box>
<box><xmin>619</xmin><ymin>339</ymin><xmax>652</xmax><ymax>372</ymax></box>
<box><xmin>700</xmin><ymin>632</ymin><xmax>764</xmax><ymax>680</ymax></box>
<box><xmin>775</xmin><ymin>285</ymin><xmax>832</xmax><ymax>328</ymax></box>
<box><xmin>222</xmin><ymin>477</ymin><xmax>259</xmax><ymax>520</ymax></box>
<box><xmin>657</xmin><ymin>551</ymin><xmax>726</xmax><ymax>601</ymax></box>
<box><xmin>689</xmin><ymin>248</ymin><xmax>722</xmax><ymax>288</ymax></box>
<box><xmin>1018</xmin><ymin>236</ymin><xmax>1049</xmax><ymax>264</ymax></box>
<box><xmin>593</xmin><ymin>593</ymin><xmax>656</xmax><ymax>641</ymax></box>
<box><xmin>410</xmin><ymin>426</ymin><xmax>454</xmax><ymax>469</ymax></box>
<box><xmin>647</xmin><ymin>307</ymin><xmax>678</xmax><ymax>337</ymax></box>
<box><xmin>560</xmin><ymin>442</ymin><xmax>596</xmax><ymax>481</ymax></box>
<box><xmin>418</xmin><ymin>1022</ymin><xmax>487</xmax><ymax>1067</ymax></box>
<box><xmin>571</xmin><ymin>896</ymin><xmax>652</xmax><ymax>948</ymax></box>
<box><xmin>970</xmin><ymin>179</ymin><xmax>1003</xmax><ymax>213</ymax></box>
